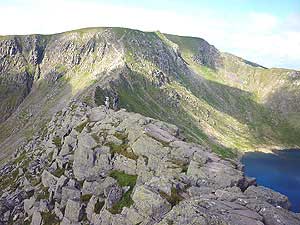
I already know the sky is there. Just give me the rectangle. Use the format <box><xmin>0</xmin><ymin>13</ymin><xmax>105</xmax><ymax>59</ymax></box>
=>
<box><xmin>0</xmin><ymin>0</ymin><xmax>299</xmax><ymax>70</ymax></box>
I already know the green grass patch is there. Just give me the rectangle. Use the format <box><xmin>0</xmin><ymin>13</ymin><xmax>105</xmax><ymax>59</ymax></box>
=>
<box><xmin>108</xmin><ymin>171</ymin><xmax>137</xmax><ymax>214</ymax></box>
<box><xmin>107</xmin><ymin>142</ymin><xmax>138</xmax><ymax>161</ymax></box>
<box><xmin>74</xmin><ymin>121</ymin><xmax>88</xmax><ymax>133</ymax></box>
<box><xmin>26</xmin><ymin>174</ymin><xmax>41</xmax><ymax>186</ymax></box>
<box><xmin>113</xmin><ymin>132</ymin><xmax>128</xmax><ymax>141</ymax></box>
<box><xmin>80</xmin><ymin>194</ymin><xmax>93</xmax><ymax>203</ymax></box>
<box><xmin>12</xmin><ymin>169</ymin><xmax>19</xmax><ymax>180</ymax></box>
<box><xmin>159</xmin><ymin>187</ymin><xmax>184</xmax><ymax>207</ymax></box>
<box><xmin>13</xmin><ymin>152</ymin><xmax>27</xmax><ymax>165</ymax></box>
<box><xmin>36</xmin><ymin>186</ymin><xmax>50</xmax><ymax>200</ymax></box>
<box><xmin>52</xmin><ymin>136</ymin><xmax>62</xmax><ymax>149</ymax></box>
<box><xmin>0</xmin><ymin>174</ymin><xmax>18</xmax><ymax>191</ymax></box>
<box><xmin>94</xmin><ymin>199</ymin><xmax>105</xmax><ymax>214</ymax></box>
<box><xmin>41</xmin><ymin>212</ymin><xmax>60</xmax><ymax>225</ymax></box>
<box><xmin>52</xmin><ymin>167</ymin><xmax>65</xmax><ymax>177</ymax></box>
<box><xmin>166</xmin><ymin>159</ymin><xmax>189</xmax><ymax>173</ymax></box>
<box><xmin>210</xmin><ymin>143</ymin><xmax>237</xmax><ymax>159</ymax></box>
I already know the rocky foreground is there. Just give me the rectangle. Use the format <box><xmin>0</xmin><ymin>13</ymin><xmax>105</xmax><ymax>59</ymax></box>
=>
<box><xmin>0</xmin><ymin>102</ymin><xmax>299</xmax><ymax>225</ymax></box>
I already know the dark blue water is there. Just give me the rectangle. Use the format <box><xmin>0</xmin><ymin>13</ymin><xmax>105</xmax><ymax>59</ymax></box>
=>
<box><xmin>241</xmin><ymin>149</ymin><xmax>300</xmax><ymax>212</ymax></box>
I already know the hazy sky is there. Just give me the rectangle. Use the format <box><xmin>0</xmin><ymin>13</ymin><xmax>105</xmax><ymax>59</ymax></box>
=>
<box><xmin>1</xmin><ymin>0</ymin><xmax>299</xmax><ymax>69</ymax></box>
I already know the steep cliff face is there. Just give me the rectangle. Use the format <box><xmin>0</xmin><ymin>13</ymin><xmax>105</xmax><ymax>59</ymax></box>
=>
<box><xmin>0</xmin><ymin>35</ymin><xmax>45</xmax><ymax>122</ymax></box>
<box><xmin>0</xmin><ymin>28</ymin><xmax>126</xmax><ymax>161</ymax></box>
<box><xmin>0</xmin><ymin>27</ymin><xmax>300</xmax><ymax>163</ymax></box>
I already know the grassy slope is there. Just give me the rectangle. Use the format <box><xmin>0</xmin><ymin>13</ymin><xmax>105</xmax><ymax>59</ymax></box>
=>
<box><xmin>165</xmin><ymin>33</ymin><xmax>300</xmax><ymax>150</ymax></box>
<box><xmin>100</xmin><ymin>29</ymin><xmax>300</xmax><ymax>155</ymax></box>
<box><xmin>1</xmin><ymin>27</ymin><xmax>300</xmax><ymax>163</ymax></box>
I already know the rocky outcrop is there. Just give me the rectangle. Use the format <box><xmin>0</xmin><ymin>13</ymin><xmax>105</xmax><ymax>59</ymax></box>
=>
<box><xmin>165</xmin><ymin>34</ymin><xmax>223</xmax><ymax>69</ymax></box>
<box><xmin>0</xmin><ymin>35</ymin><xmax>46</xmax><ymax>122</ymax></box>
<box><xmin>0</xmin><ymin>102</ymin><xmax>299</xmax><ymax>224</ymax></box>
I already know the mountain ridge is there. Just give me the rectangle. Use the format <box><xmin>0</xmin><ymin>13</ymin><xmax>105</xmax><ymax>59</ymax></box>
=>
<box><xmin>1</xmin><ymin>101</ymin><xmax>300</xmax><ymax>224</ymax></box>
<box><xmin>1</xmin><ymin>26</ymin><xmax>300</xmax><ymax>164</ymax></box>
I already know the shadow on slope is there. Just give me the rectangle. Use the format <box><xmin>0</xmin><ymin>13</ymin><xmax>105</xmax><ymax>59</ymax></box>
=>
<box><xmin>94</xmin><ymin>68</ymin><xmax>238</xmax><ymax>158</ymax></box>
<box><xmin>178</xmin><ymin>71</ymin><xmax>300</xmax><ymax>147</ymax></box>
<box><xmin>0</xmin><ymin>77</ymin><xmax>74</xmax><ymax>164</ymax></box>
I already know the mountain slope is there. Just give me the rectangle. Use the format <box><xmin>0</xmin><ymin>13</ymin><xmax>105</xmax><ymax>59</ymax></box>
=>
<box><xmin>1</xmin><ymin>102</ymin><xmax>299</xmax><ymax>224</ymax></box>
<box><xmin>0</xmin><ymin>27</ymin><xmax>300</xmax><ymax>163</ymax></box>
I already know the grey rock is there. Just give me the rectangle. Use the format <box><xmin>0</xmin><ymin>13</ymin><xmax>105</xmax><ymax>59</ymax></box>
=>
<box><xmin>112</xmin><ymin>154</ymin><xmax>137</xmax><ymax>175</ymax></box>
<box><xmin>132</xmin><ymin>185</ymin><xmax>171</xmax><ymax>221</ymax></box>
<box><xmin>260</xmin><ymin>206</ymin><xmax>300</xmax><ymax>225</ymax></box>
<box><xmin>106</xmin><ymin>135</ymin><xmax>123</xmax><ymax>145</ymax></box>
<box><xmin>187</xmin><ymin>159</ymin><xmax>244</xmax><ymax>189</ymax></box>
<box><xmin>60</xmin><ymin>135</ymin><xmax>77</xmax><ymax>156</ymax></box>
<box><xmin>90</xmin><ymin>209</ymin><xmax>113</xmax><ymax>225</ymax></box>
<box><xmin>144</xmin><ymin>123</ymin><xmax>178</xmax><ymax>143</ymax></box>
<box><xmin>215</xmin><ymin>186</ymin><xmax>245</xmax><ymax>202</ymax></box>
<box><xmin>54</xmin><ymin>202</ymin><xmax>64</xmax><ymax>220</ymax></box>
<box><xmin>132</xmin><ymin>136</ymin><xmax>168</xmax><ymax>159</ymax></box>
<box><xmin>245</xmin><ymin>186</ymin><xmax>291</xmax><ymax>209</ymax></box>
<box><xmin>24</xmin><ymin>196</ymin><xmax>36</xmax><ymax>216</ymax></box>
<box><xmin>3</xmin><ymin>210</ymin><xmax>10</xmax><ymax>222</ymax></box>
<box><xmin>86</xmin><ymin>195</ymin><xmax>100</xmax><ymax>221</ymax></box>
<box><xmin>73</xmin><ymin>133</ymin><xmax>112</xmax><ymax>180</ymax></box>
<box><xmin>83</xmin><ymin>177</ymin><xmax>117</xmax><ymax>196</ymax></box>
<box><xmin>31</xmin><ymin>211</ymin><xmax>42</xmax><ymax>225</ymax></box>
<box><xmin>88</xmin><ymin>107</ymin><xmax>106</xmax><ymax>122</ymax></box>
<box><xmin>61</xmin><ymin>186</ymin><xmax>81</xmax><ymax>207</ymax></box>
<box><xmin>106</xmin><ymin>185</ymin><xmax>123</xmax><ymax>208</ymax></box>
<box><xmin>187</xmin><ymin>186</ymin><xmax>214</xmax><ymax>196</ymax></box>
<box><xmin>41</xmin><ymin>170</ymin><xmax>58</xmax><ymax>189</ymax></box>
<box><xmin>64</xmin><ymin>200</ymin><xmax>82</xmax><ymax>222</ymax></box>
<box><xmin>121</xmin><ymin>207</ymin><xmax>144</xmax><ymax>225</ymax></box>
<box><xmin>238</xmin><ymin>176</ymin><xmax>257</xmax><ymax>191</ymax></box>
<box><xmin>39</xmin><ymin>199</ymin><xmax>48</xmax><ymax>213</ymax></box>
<box><xmin>146</xmin><ymin>176</ymin><xmax>173</xmax><ymax>196</ymax></box>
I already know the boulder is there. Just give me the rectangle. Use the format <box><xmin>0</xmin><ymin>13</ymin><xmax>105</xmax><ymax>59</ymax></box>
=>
<box><xmin>215</xmin><ymin>186</ymin><xmax>245</xmax><ymax>201</ymax></box>
<box><xmin>260</xmin><ymin>206</ymin><xmax>300</xmax><ymax>225</ymax></box>
<box><xmin>244</xmin><ymin>186</ymin><xmax>291</xmax><ymax>209</ymax></box>
<box><xmin>53</xmin><ymin>175</ymin><xmax>69</xmax><ymax>201</ymax></box>
<box><xmin>41</xmin><ymin>170</ymin><xmax>58</xmax><ymax>189</ymax></box>
<box><xmin>31</xmin><ymin>211</ymin><xmax>42</xmax><ymax>225</ymax></box>
<box><xmin>238</xmin><ymin>176</ymin><xmax>257</xmax><ymax>191</ymax></box>
<box><xmin>61</xmin><ymin>186</ymin><xmax>81</xmax><ymax>207</ymax></box>
<box><xmin>146</xmin><ymin>176</ymin><xmax>173</xmax><ymax>196</ymax></box>
<box><xmin>152</xmin><ymin>121</ymin><xmax>179</xmax><ymax>137</ymax></box>
<box><xmin>24</xmin><ymin>196</ymin><xmax>36</xmax><ymax>216</ymax></box>
<box><xmin>121</xmin><ymin>207</ymin><xmax>144</xmax><ymax>225</ymax></box>
<box><xmin>73</xmin><ymin>133</ymin><xmax>112</xmax><ymax>180</ymax></box>
<box><xmin>132</xmin><ymin>185</ymin><xmax>171</xmax><ymax>221</ymax></box>
<box><xmin>131</xmin><ymin>136</ymin><xmax>168</xmax><ymax>158</ymax></box>
<box><xmin>88</xmin><ymin>107</ymin><xmax>106</xmax><ymax>122</ymax></box>
<box><xmin>54</xmin><ymin>202</ymin><xmax>64</xmax><ymax>220</ymax></box>
<box><xmin>64</xmin><ymin>200</ymin><xmax>83</xmax><ymax>222</ymax></box>
<box><xmin>144</xmin><ymin>123</ymin><xmax>178</xmax><ymax>143</ymax></box>
<box><xmin>187</xmin><ymin>160</ymin><xmax>244</xmax><ymax>189</ymax></box>
<box><xmin>106</xmin><ymin>135</ymin><xmax>123</xmax><ymax>145</ymax></box>
<box><xmin>60</xmin><ymin>135</ymin><xmax>77</xmax><ymax>156</ymax></box>
<box><xmin>86</xmin><ymin>195</ymin><xmax>101</xmax><ymax>221</ymax></box>
<box><xmin>112</xmin><ymin>154</ymin><xmax>137</xmax><ymax>175</ymax></box>
<box><xmin>91</xmin><ymin>209</ymin><xmax>112</xmax><ymax>225</ymax></box>
<box><xmin>157</xmin><ymin>200</ymin><xmax>207</xmax><ymax>225</ymax></box>
<box><xmin>106</xmin><ymin>185</ymin><xmax>123</xmax><ymax>208</ymax></box>
<box><xmin>39</xmin><ymin>199</ymin><xmax>49</xmax><ymax>213</ymax></box>
<box><xmin>82</xmin><ymin>177</ymin><xmax>117</xmax><ymax>196</ymax></box>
